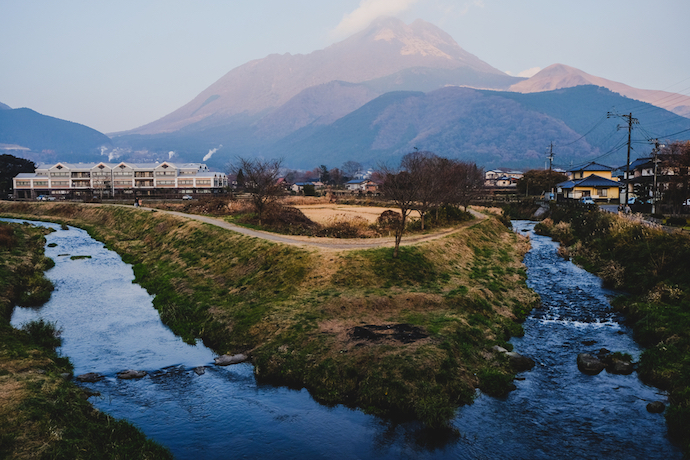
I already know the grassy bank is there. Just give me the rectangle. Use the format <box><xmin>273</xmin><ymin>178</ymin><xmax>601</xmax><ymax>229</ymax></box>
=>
<box><xmin>0</xmin><ymin>220</ymin><xmax>172</xmax><ymax>459</ymax></box>
<box><xmin>535</xmin><ymin>204</ymin><xmax>690</xmax><ymax>453</ymax></box>
<box><xmin>0</xmin><ymin>202</ymin><xmax>538</xmax><ymax>427</ymax></box>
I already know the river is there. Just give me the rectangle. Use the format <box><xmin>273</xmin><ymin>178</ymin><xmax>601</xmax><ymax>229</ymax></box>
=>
<box><xmin>6</xmin><ymin>218</ymin><xmax>682</xmax><ymax>459</ymax></box>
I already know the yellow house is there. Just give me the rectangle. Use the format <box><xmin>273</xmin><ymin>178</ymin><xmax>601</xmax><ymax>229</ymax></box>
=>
<box><xmin>557</xmin><ymin>162</ymin><xmax>621</xmax><ymax>202</ymax></box>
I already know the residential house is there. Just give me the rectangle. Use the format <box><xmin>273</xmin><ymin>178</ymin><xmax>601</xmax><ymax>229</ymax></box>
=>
<box><xmin>484</xmin><ymin>168</ymin><xmax>523</xmax><ymax>188</ymax></box>
<box><xmin>556</xmin><ymin>162</ymin><xmax>621</xmax><ymax>202</ymax></box>
<box><xmin>345</xmin><ymin>178</ymin><xmax>378</xmax><ymax>193</ymax></box>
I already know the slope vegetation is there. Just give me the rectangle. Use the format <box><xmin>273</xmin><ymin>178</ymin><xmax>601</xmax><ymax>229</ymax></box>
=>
<box><xmin>0</xmin><ymin>202</ymin><xmax>538</xmax><ymax>427</ymax></box>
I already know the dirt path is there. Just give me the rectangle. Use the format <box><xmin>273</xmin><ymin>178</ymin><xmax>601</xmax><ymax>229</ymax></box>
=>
<box><xmin>140</xmin><ymin>206</ymin><xmax>488</xmax><ymax>251</ymax></box>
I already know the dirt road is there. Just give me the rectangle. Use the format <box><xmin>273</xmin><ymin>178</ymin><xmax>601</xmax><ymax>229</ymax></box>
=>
<box><xmin>141</xmin><ymin>206</ymin><xmax>487</xmax><ymax>251</ymax></box>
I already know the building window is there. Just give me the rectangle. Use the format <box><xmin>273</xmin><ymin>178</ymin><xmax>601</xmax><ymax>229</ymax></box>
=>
<box><xmin>597</xmin><ymin>188</ymin><xmax>608</xmax><ymax>197</ymax></box>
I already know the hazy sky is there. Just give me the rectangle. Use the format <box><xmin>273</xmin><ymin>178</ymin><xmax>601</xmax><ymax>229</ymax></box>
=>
<box><xmin>2</xmin><ymin>0</ymin><xmax>689</xmax><ymax>134</ymax></box>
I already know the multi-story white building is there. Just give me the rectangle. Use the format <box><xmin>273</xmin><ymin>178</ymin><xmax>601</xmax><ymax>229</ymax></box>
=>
<box><xmin>13</xmin><ymin>161</ymin><xmax>228</xmax><ymax>199</ymax></box>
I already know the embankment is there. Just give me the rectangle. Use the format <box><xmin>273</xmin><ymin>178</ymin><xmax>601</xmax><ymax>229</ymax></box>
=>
<box><xmin>0</xmin><ymin>202</ymin><xmax>538</xmax><ymax>427</ymax></box>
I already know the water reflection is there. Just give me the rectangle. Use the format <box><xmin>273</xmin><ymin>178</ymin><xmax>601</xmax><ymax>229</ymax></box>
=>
<box><xmin>4</xmin><ymin>217</ymin><xmax>682</xmax><ymax>459</ymax></box>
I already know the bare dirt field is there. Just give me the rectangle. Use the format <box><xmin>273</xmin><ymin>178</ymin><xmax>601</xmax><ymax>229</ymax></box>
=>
<box><xmin>294</xmin><ymin>204</ymin><xmax>399</xmax><ymax>224</ymax></box>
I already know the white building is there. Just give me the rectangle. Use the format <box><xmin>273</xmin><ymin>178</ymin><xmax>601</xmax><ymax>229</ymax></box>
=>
<box><xmin>13</xmin><ymin>161</ymin><xmax>228</xmax><ymax>199</ymax></box>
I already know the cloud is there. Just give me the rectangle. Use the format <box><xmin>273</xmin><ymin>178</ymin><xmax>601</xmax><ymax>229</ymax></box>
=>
<box><xmin>168</xmin><ymin>151</ymin><xmax>175</xmax><ymax>159</ymax></box>
<box><xmin>505</xmin><ymin>67</ymin><xmax>541</xmax><ymax>78</ymax></box>
<box><xmin>331</xmin><ymin>0</ymin><xmax>420</xmax><ymax>39</ymax></box>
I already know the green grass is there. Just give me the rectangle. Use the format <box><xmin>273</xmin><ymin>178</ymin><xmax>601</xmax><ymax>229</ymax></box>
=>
<box><xmin>0</xmin><ymin>202</ymin><xmax>538</xmax><ymax>430</ymax></box>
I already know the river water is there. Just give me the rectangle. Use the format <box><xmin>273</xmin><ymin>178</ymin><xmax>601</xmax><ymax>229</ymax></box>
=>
<box><xmin>6</xmin><ymin>218</ymin><xmax>682</xmax><ymax>459</ymax></box>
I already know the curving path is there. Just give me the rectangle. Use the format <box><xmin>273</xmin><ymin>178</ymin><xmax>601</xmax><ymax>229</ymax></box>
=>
<box><xmin>137</xmin><ymin>205</ymin><xmax>488</xmax><ymax>251</ymax></box>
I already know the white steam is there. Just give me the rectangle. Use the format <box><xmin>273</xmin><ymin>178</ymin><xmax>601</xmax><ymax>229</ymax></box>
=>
<box><xmin>202</xmin><ymin>144</ymin><xmax>222</xmax><ymax>162</ymax></box>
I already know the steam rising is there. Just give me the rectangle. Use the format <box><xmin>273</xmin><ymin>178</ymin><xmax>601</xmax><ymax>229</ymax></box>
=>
<box><xmin>202</xmin><ymin>144</ymin><xmax>222</xmax><ymax>162</ymax></box>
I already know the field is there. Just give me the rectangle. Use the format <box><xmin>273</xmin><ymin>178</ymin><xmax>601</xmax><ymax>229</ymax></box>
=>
<box><xmin>293</xmin><ymin>204</ymin><xmax>399</xmax><ymax>224</ymax></box>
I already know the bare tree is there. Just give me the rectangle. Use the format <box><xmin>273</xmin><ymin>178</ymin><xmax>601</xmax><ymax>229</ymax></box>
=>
<box><xmin>660</xmin><ymin>141</ymin><xmax>690</xmax><ymax>214</ymax></box>
<box><xmin>342</xmin><ymin>160</ymin><xmax>362</xmax><ymax>180</ymax></box>
<box><xmin>447</xmin><ymin>161</ymin><xmax>484</xmax><ymax>211</ymax></box>
<box><xmin>378</xmin><ymin>160</ymin><xmax>422</xmax><ymax>258</ymax></box>
<box><xmin>402</xmin><ymin>151</ymin><xmax>442</xmax><ymax>231</ymax></box>
<box><xmin>231</xmin><ymin>157</ymin><xmax>284</xmax><ymax>225</ymax></box>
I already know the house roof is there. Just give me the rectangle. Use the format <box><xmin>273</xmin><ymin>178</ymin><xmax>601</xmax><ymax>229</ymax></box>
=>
<box><xmin>629</xmin><ymin>157</ymin><xmax>654</xmax><ymax>170</ymax></box>
<box><xmin>568</xmin><ymin>161</ymin><xmax>614</xmax><ymax>173</ymax></box>
<box><xmin>558</xmin><ymin>174</ymin><xmax>621</xmax><ymax>189</ymax></box>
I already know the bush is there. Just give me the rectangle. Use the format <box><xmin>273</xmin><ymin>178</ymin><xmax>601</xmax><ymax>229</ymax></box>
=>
<box><xmin>666</xmin><ymin>216</ymin><xmax>687</xmax><ymax>226</ymax></box>
<box><xmin>21</xmin><ymin>319</ymin><xmax>62</xmax><ymax>350</ymax></box>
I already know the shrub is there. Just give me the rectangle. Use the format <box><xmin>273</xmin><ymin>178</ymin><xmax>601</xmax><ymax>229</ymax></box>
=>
<box><xmin>21</xmin><ymin>319</ymin><xmax>62</xmax><ymax>350</ymax></box>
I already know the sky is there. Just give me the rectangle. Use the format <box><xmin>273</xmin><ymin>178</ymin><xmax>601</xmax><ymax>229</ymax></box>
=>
<box><xmin>2</xmin><ymin>0</ymin><xmax>689</xmax><ymax>134</ymax></box>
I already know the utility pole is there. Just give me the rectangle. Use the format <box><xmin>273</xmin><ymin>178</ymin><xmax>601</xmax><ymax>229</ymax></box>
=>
<box><xmin>547</xmin><ymin>142</ymin><xmax>555</xmax><ymax>200</ymax></box>
<box><xmin>547</xmin><ymin>142</ymin><xmax>554</xmax><ymax>172</ymax></box>
<box><xmin>607</xmin><ymin>111</ymin><xmax>639</xmax><ymax>205</ymax></box>
<box><xmin>651</xmin><ymin>139</ymin><xmax>661</xmax><ymax>214</ymax></box>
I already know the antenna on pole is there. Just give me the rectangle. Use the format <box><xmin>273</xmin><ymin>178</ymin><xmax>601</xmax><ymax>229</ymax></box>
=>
<box><xmin>547</xmin><ymin>142</ymin><xmax>554</xmax><ymax>172</ymax></box>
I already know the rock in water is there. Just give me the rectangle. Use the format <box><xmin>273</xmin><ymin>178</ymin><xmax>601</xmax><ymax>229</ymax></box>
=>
<box><xmin>505</xmin><ymin>351</ymin><xmax>536</xmax><ymax>371</ymax></box>
<box><xmin>647</xmin><ymin>401</ymin><xmax>666</xmax><ymax>413</ymax></box>
<box><xmin>577</xmin><ymin>353</ymin><xmax>606</xmax><ymax>375</ymax></box>
<box><xmin>76</xmin><ymin>372</ymin><xmax>104</xmax><ymax>382</ymax></box>
<box><xmin>117</xmin><ymin>370</ymin><xmax>147</xmax><ymax>379</ymax></box>
<box><xmin>194</xmin><ymin>366</ymin><xmax>206</xmax><ymax>375</ymax></box>
<box><xmin>214</xmin><ymin>353</ymin><xmax>248</xmax><ymax>366</ymax></box>
<box><xmin>607</xmin><ymin>359</ymin><xmax>635</xmax><ymax>375</ymax></box>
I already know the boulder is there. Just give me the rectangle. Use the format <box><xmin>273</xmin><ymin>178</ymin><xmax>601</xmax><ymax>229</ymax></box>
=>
<box><xmin>117</xmin><ymin>370</ymin><xmax>147</xmax><ymax>380</ymax></box>
<box><xmin>607</xmin><ymin>359</ymin><xmax>635</xmax><ymax>375</ymax></box>
<box><xmin>194</xmin><ymin>366</ymin><xmax>206</xmax><ymax>375</ymax></box>
<box><xmin>577</xmin><ymin>353</ymin><xmax>606</xmax><ymax>375</ymax></box>
<box><xmin>505</xmin><ymin>351</ymin><xmax>536</xmax><ymax>372</ymax></box>
<box><xmin>647</xmin><ymin>401</ymin><xmax>666</xmax><ymax>414</ymax></box>
<box><xmin>76</xmin><ymin>372</ymin><xmax>104</xmax><ymax>383</ymax></box>
<box><xmin>214</xmin><ymin>353</ymin><xmax>248</xmax><ymax>366</ymax></box>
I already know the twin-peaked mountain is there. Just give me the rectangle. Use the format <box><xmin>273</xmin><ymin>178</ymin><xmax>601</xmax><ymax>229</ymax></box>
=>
<box><xmin>110</xmin><ymin>16</ymin><xmax>690</xmax><ymax>170</ymax></box>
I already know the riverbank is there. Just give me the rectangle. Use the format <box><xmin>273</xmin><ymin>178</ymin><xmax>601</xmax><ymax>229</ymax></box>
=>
<box><xmin>0</xmin><ymin>220</ymin><xmax>173</xmax><ymax>459</ymax></box>
<box><xmin>0</xmin><ymin>201</ymin><xmax>538</xmax><ymax>427</ymax></box>
<box><xmin>535</xmin><ymin>203</ymin><xmax>690</xmax><ymax>453</ymax></box>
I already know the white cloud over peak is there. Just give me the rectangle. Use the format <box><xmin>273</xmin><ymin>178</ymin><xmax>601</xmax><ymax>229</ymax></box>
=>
<box><xmin>331</xmin><ymin>0</ymin><xmax>420</xmax><ymax>39</ymax></box>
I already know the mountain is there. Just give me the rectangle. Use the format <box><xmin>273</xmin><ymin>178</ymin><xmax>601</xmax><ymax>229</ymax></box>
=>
<box><xmin>0</xmin><ymin>108</ymin><xmax>112</xmax><ymax>163</ymax></box>
<box><xmin>510</xmin><ymin>64</ymin><xmax>690</xmax><ymax>118</ymax></box>
<box><xmin>0</xmin><ymin>102</ymin><xmax>11</xmax><ymax>110</ymax></box>
<box><xmin>106</xmin><ymin>17</ymin><xmax>690</xmax><ymax>172</ymax></box>
<box><xmin>123</xmin><ymin>17</ymin><xmax>518</xmax><ymax>136</ymax></box>
<box><xmin>257</xmin><ymin>85</ymin><xmax>690</xmax><ymax>170</ymax></box>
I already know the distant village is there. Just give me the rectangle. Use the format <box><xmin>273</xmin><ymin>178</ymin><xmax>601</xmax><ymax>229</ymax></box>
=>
<box><xmin>9</xmin><ymin>151</ymin><xmax>688</xmax><ymax>212</ymax></box>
